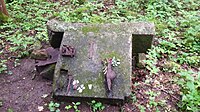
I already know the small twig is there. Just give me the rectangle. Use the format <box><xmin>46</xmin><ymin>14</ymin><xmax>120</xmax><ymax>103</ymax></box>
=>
<box><xmin>160</xmin><ymin>89</ymin><xmax>180</xmax><ymax>101</ymax></box>
<box><xmin>144</xmin><ymin>84</ymin><xmax>180</xmax><ymax>101</ymax></box>
<box><xmin>31</xmin><ymin>68</ymin><xmax>36</xmax><ymax>80</ymax></box>
<box><xmin>67</xmin><ymin>75</ymin><xmax>73</xmax><ymax>94</ymax></box>
<box><xmin>137</xmin><ymin>90</ymin><xmax>148</xmax><ymax>100</ymax></box>
<box><xmin>31</xmin><ymin>73</ymin><xmax>36</xmax><ymax>80</ymax></box>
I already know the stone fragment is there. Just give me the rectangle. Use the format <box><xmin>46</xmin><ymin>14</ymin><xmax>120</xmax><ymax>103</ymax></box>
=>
<box><xmin>35</xmin><ymin>47</ymin><xmax>59</xmax><ymax>67</ymax></box>
<box><xmin>30</xmin><ymin>49</ymin><xmax>48</xmax><ymax>60</ymax></box>
<box><xmin>40</xmin><ymin>64</ymin><xmax>56</xmax><ymax>80</ymax></box>
<box><xmin>47</xmin><ymin>19</ymin><xmax>84</xmax><ymax>48</ymax></box>
<box><xmin>137</xmin><ymin>53</ymin><xmax>146</xmax><ymax>68</ymax></box>
<box><xmin>34</xmin><ymin>47</ymin><xmax>59</xmax><ymax>80</ymax></box>
<box><xmin>61</xmin><ymin>45</ymin><xmax>75</xmax><ymax>57</ymax></box>
<box><xmin>29</xmin><ymin>40</ymin><xmax>42</xmax><ymax>52</ymax></box>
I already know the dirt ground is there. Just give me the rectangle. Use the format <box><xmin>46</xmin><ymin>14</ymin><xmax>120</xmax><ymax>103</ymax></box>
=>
<box><xmin>0</xmin><ymin>59</ymin><xmax>52</xmax><ymax>112</ymax></box>
<box><xmin>0</xmin><ymin>58</ymin><xmax>180</xmax><ymax>112</ymax></box>
<box><xmin>0</xmin><ymin>59</ymin><xmax>121</xmax><ymax>112</ymax></box>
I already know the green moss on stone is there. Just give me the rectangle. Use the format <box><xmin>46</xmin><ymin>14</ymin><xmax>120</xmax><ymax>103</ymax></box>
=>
<box><xmin>100</xmin><ymin>51</ymin><xmax>122</xmax><ymax>60</ymax></box>
<box><xmin>0</xmin><ymin>12</ymin><xmax>9</xmax><ymax>23</ymax></box>
<box><xmin>76</xmin><ymin>72</ymin><xmax>105</xmax><ymax>96</ymax></box>
<box><xmin>81</xmin><ymin>25</ymin><xmax>100</xmax><ymax>34</ymax></box>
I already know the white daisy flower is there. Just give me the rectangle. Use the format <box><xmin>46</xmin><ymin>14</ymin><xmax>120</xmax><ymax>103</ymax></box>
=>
<box><xmin>78</xmin><ymin>89</ymin><xmax>83</xmax><ymax>93</ymax></box>
<box><xmin>72</xmin><ymin>80</ymin><xmax>79</xmax><ymax>85</ymax></box>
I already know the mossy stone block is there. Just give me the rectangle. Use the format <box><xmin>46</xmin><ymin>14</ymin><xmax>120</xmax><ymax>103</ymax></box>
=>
<box><xmin>49</xmin><ymin>21</ymin><xmax>155</xmax><ymax>103</ymax></box>
<box><xmin>53</xmin><ymin>24</ymin><xmax>132</xmax><ymax>103</ymax></box>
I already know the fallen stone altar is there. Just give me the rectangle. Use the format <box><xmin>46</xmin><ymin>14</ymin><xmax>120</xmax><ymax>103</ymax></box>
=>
<box><xmin>41</xmin><ymin>19</ymin><xmax>155</xmax><ymax>104</ymax></box>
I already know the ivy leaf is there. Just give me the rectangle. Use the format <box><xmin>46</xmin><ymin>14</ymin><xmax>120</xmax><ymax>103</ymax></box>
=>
<box><xmin>186</xmin><ymin>74</ymin><xmax>194</xmax><ymax>82</ymax></box>
<box><xmin>91</xmin><ymin>100</ymin><xmax>96</xmax><ymax>104</ymax></box>
<box><xmin>49</xmin><ymin>101</ymin><xmax>54</xmax><ymax>107</ymax></box>
<box><xmin>54</xmin><ymin>103</ymin><xmax>60</xmax><ymax>108</ymax></box>
<box><xmin>49</xmin><ymin>107</ymin><xmax>55</xmax><ymax>112</ymax></box>
<box><xmin>55</xmin><ymin>109</ymin><xmax>60</xmax><ymax>112</ymax></box>
<box><xmin>186</xmin><ymin>81</ymin><xmax>195</xmax><ymax>91</ymax></box>
<box><xmin>65</xmin><ymin>105</ymin><xmax>72</xmax><ymax>110</ymax></box>
<box><xmin>76</xmin><ymin>102</ymin><xmax>81</xmax><ymax>105</ymax></box>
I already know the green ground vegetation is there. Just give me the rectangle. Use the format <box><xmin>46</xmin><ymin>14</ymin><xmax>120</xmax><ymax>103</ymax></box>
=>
<box><xmin>0</xmin><ymin>0</ymin><xmax>199</xmax><ymax>111</ymax></box>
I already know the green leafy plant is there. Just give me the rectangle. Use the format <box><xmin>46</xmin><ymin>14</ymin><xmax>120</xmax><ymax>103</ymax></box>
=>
<box><xmin>7</xmin><ymin>108</ymin><xmax>14</xmax><ymax>112</ymax></box>
<box><xmin>141</xmin><ymin>1</ymin><xmax>200</xmax><ymax>111</ymax></box>
<box><xmin>130</xmin><ymin>93</ymin><xmax>137</xmax><ymax>103</ymax></box>
<box><xmin>146</xmin><ymin>91</ymin><xmax>159</xmax><ymax>108</ymax></box>
<box><xmin>89</xmin><ymin>100</ymin><xmax>105</xmax><ymax>112</ymax></box>
<box><xmin>177</xmin><ymin>70</ymin><xmax>200</xmax><ymax>112</ymax></box>
<box><xmin>0</xmin><ymin>60</ymin><xmax>7</xmax><ymax>73</ymax></box>
<box><xmin>137</xmin><ymin>104</ymin><xmax>146</xmax><ymax>112</ymax></box>
<box><xmin>48</xmin><ymin>101</ymin><xmax>60</xmax><ymax>112</ymax></box>
<box><xmin>65</xmin><ymin>102</ymin><xmax>81</xmax><ymax>112</ymax></box>
<box><xmin>72</xmin><ymin>102</ymin><xmax>81</xmax><ymax>112</ymax></box>
<box><xmin>0</xmin><ymin>0</ymin><xmax>59</xmax><ymax>73</ymax></box>
<box><xmin>65</xmin><ymin>104</ymin><xmax>72</xmax><ymax>111</ymax></box>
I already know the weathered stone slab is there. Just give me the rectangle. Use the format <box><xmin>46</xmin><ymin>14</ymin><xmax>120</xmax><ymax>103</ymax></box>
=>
<box><xmin>49</xmin><ymin>20</ymin><xmax>155</xmax><ymax>104</ymax></box>
<box><xmin>47</xmin><ymin>19</ymin><xmax>155</xmax><ymax>51</ymax></box>
<box><xmin>47</xmin><ymin>19</ymin><xmax>83</xmax><ymax>48</ymax></box>
<box><xmin>53</xmin><ymin>24</ymin><xmax>133</xmax><ymax>103</ymax></box>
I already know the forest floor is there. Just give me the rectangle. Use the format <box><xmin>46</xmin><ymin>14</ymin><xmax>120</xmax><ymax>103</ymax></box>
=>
<box><xmin>0</xmin><ymin>59</ymin><xmax>120</xmax><ymax>112</ymax></box>
<box><xmin>0</xmin><ymin>58</ymin><xmax>180</xmax><ymax>112</ymax></box>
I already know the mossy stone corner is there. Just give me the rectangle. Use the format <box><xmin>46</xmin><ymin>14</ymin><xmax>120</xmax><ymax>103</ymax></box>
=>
<box><xmin>48</xmin><ymin>19</ymin><xmax>155</xmax><ymax>104</ymax></box>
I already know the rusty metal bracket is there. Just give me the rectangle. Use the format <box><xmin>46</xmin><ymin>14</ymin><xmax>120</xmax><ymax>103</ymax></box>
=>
<box><xmin>106</xmin><ymin>59</ymin><xmax>116</xmax><ymax>98</ymax></box>
<box><xmin>35</xmin><ymin>47</ymin><xmax>60</xmax><ymax>67</ymax></box>
<box><xmin>61</xmin><ymin>45</ymin><xmax>75</xmax><ymax>57</ymax></box>
<box><xmin>66</xmin><ymin>74</ymin><xmax>73</xmax><ymax>95</ymax></box>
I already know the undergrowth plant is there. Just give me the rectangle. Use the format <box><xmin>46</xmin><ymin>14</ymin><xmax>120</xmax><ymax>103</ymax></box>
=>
<box><xmin>89</xmin><ymin>100</ymin><xmax>105</xmax><ymax>112</ymax></box>
<box><xmin>177</xmin><ymin>70</ymin><xmax>200</xmax><ymax>111</ymax></box>
<box><xmin>65</xmin><ymin>102</ymin><xmax>81</xmax><ymax>112</ymax></box>
<box><xmin>142</xmin><ymin>0</ymin><xmax>200</xmax><ymax>111</ymax></box>
<box><xmin>0</xmin><ymin>60</ymin><xmax>7</xmax><ymax>73</ymax></box>
<box><xmin>0</xmin><ymin>0</ymin><xmax>59</xmax><ymax>73</ymax></box>
<box><xmin>48</xmin><ymin>101</ymin><xmax>60</xmax><ymax>112</ymax></box>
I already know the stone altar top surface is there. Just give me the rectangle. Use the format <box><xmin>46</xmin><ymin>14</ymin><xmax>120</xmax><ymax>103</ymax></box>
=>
<box><xmin>47</xmin><ymin>19</ymin><xmax>155</xmax><ymax>35</ymax></box>
<box><xmin>49</xmin><ymin>20</ymin><xmax>155</xmax><ymax>103</ymax></box>
<box><xmin>53</xmin><ymin>23</ymin><xmax>133</xmax><ymax>101</ymax></box>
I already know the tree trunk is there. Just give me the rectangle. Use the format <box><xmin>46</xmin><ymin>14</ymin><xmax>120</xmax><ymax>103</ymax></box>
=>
<box><xmin>0</xmin><ymin>0</ymin><xmax>9</xmax><ymax>16</ymax></box>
